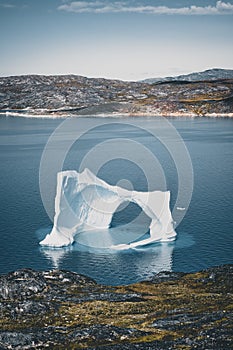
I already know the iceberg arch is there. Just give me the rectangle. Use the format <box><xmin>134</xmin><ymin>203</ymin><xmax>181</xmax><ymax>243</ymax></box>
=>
<box><xmin>40</xmin><ymin>169</ymin><xmax>176</xmax><ymax>249</ymax></box>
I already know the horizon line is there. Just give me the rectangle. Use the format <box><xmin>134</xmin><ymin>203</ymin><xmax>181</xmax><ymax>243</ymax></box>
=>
<box><xmin>0</xmin><ymin>67</ymin><xmax>233</xmax><ymax>82</ymax></box>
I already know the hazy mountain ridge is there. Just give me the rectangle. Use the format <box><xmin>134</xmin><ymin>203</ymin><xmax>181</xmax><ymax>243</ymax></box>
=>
<box><xmin>142</xmin><ymin>68</ymin><xmax>233</xmax><ymax>84</ymax></box>
<box><xmin>0</xmin><ymin>69</ymin><xmax>233</xmax><ymax>117</ymax></box>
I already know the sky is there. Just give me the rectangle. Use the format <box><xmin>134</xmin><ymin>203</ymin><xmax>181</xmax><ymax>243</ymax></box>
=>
<box><xmin>0</xmin><ymin>0</ymin><xmax>233</xmax><ymax>80</ymax></box>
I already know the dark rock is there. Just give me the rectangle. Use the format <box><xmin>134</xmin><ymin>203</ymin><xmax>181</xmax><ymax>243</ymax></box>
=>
<box><xmin>151</xmin><ymin>311</ymin><xmax>228</xmax><ymax>330</ymax></box>
<box><xmin>87</xmin><ymin>340</ymin><xmax>174</xmax><ymax>349</ymax></box>
<box><xmin>0</xmin><ymin>265</ymin><xmax>232</xmax><ymax>349</ymax></box>
<box><xmin>0</xmin><ymin>326</ymin><xmax>148</xmax><ymax>349</ymax></box>
<box><xmin>148</xmin><ymin>271</ymin><xmax>185</xmax><ymax>284</ymax></box>
<box><xmin>69</xmin><ymin>324</ymin><xmax>147</xmax><ymax>343</ymax></box>
<box><xmin>0</xmin><ymin>300</ymin><xmax>55</xmax><ymax>319</ymax></box>
<box><xmin>0</xmin><ymin>328</ymin><xmax>66</xmax><ymax>348</ymax></box>
<box><xmin>0</xmin><ymin>269</ymin><xmax>47</xmax><ymax>300</ymax></box>
<box><xmin>0</xmin><ymin>268</ymin><xmax>97</xmax><ymax>301</ymax></box>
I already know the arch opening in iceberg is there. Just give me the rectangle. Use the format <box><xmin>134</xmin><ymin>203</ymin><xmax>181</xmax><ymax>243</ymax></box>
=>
<box><xmin>110</xmin><ymin>201</ymin><xmax>151</xmax><ymax>228</ymax></box>
<box><xmin>39</xmin><ymin>169</ymin><xmax>176</xmax><ymax>249</ymax></box>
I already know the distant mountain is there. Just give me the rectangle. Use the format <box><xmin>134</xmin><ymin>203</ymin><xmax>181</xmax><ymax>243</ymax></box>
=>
<box><xmin>0</xmin><ymin>73</ymin><xmax>232</xmax><ymax>117</ymax></box>
<box><xmin>142</xmin><ymin>68</ymin><xmax>233</xmax><ymax>84</ymax></box>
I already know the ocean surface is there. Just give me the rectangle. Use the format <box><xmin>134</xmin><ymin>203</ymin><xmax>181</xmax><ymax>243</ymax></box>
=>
<box><xmin>0</xmin><ymin>115</ymin><xmax>232</xmax><ymax>285</ymax></box>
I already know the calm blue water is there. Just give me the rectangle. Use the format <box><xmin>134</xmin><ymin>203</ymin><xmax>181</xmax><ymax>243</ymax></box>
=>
<box><xmin>0</xmin><ymin>115</ymin><xmax>232</xmax><ymax>285</ymax></box>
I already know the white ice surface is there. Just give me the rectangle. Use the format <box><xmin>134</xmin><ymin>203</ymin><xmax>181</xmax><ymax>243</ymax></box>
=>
<box><xmin>40</xmin><ymin>169</ymin><xmax>176</xmax><ymax>249</ymax></box>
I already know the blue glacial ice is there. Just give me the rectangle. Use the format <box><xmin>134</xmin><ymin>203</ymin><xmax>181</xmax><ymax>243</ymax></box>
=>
<box><xmin>39</xmin><ymin>169</ymin><xmax>176</xmax><ymax>249</ymax></box>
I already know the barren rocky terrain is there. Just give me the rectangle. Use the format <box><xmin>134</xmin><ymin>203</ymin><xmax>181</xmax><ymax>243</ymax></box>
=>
<box><xmin>0</xmin><ymin>265</ymin><xmax>232</xmax><ymax>349</ymax></box>
<box><xmin>0</xmin><ymin>70</ymin><xmax>233</xmax><ymax>117</ymax></box>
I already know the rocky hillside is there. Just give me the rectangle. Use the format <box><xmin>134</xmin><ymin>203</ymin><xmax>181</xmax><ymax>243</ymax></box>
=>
<box><xmin>0</xmin><ymin>265</ymin><xmax>232</xmax><ymax>349</ymax></box>
<box><xmin>0</xmin><ymin>73</ymin><xmax>233</xmax><ymax>117</ymax></box>
<box><xmin>142</xmin><ymin>68</ymin><xmax>233</xmax><ymax>84</ymax></box>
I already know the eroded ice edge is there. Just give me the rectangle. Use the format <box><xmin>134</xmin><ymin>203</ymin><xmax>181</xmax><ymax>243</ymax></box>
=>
<box><xmin>40</xmin><ymin>169</ymin><xmax>176</xmax><ymax>250</ymax></box>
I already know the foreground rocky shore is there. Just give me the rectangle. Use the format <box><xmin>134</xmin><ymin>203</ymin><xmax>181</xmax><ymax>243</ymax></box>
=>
<box><xmin>0</xmin><ymin>265</ymin><xmax>232</xmax><ymax>349</ymax></box>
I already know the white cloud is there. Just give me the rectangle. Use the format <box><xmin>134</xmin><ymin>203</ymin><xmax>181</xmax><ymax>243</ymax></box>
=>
<box><xmin>0</xmin><ymin>3</ymin><xmax>15</xmax><ymax>8</ymax></box>
<box><xmin>58</xmin><ymin>1</ymin><xmax>233</xmax><ymax>15</ymax></box>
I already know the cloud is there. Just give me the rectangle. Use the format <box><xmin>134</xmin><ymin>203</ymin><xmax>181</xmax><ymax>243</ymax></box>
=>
<box><xmin>58</xmin><ymin>1</ymin><xmax>233</xmax><ymax>15</ymax></box>
<box><xmin>0</xmin><ymin>3</ymin><xmax>16</xmax><ymax>8</ymax></box>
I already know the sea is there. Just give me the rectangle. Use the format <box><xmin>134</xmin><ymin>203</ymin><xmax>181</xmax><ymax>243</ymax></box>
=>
<box><xmin>0</xmin><ymin>115</ymin><xmax>232</xmax><ymax>285</ymax></box>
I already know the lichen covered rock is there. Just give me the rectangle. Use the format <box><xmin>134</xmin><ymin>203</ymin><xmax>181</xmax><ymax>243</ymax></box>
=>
<box><xmin>0</xmin><ymin>265</ymin><xmax>232</xmax><ymax>349</ymax></box>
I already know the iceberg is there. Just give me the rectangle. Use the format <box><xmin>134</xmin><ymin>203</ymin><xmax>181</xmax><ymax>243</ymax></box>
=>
<box><xmin>40</xmin><ymin>169</ymin><xmax>176</xmax><ymax>249</ymax></box>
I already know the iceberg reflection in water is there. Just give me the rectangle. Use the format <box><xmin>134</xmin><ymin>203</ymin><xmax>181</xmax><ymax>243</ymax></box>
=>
<box><xmin>38</xmin><ymin>222</ymin><xmax>195</xmax><ymax>284</ymax></box>
<box><xmin>39</xmin><ymin>231</ymin><xmax>195</xmax><ymax>285</ymax></box>
<box><xmin>40</xmin><ymin>169</ymin><xmax>176</xmax><ymax>249</ymax></box>
<box><xmin>40</xmin><ymin>241</ymin><xmax>174</xmax><ymax>284</ymax></box>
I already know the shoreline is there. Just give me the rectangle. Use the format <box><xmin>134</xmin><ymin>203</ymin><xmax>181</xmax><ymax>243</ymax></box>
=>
<box><xmin>1</xmin><ymin>110</ymin><xmax>233</xmax><ymax>119</ymax></box>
